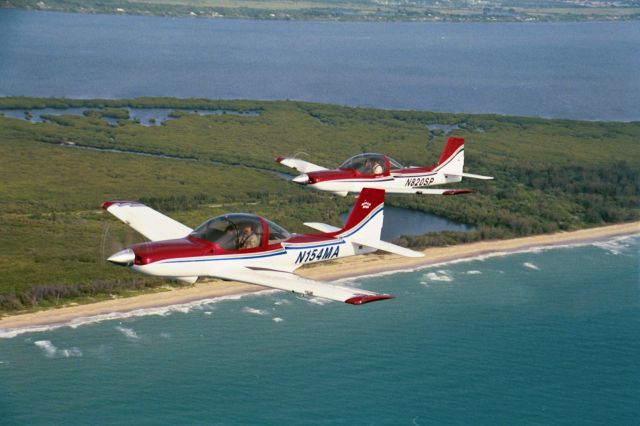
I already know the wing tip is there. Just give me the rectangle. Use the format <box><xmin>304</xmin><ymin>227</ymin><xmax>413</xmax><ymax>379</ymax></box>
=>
<box><xmin>275</xmin><ymin>156</ymin><xmax>285</xmax><ymax>163</ymax></box>
<box><xmin>102</xmin><ymin>200</ymin><xmax>143</xmax><ymax>210</ymax></box>
<box><xmin>345</xmin><ymin>294</ymin><xmax>395</xmax><ymax>305</ymax></box>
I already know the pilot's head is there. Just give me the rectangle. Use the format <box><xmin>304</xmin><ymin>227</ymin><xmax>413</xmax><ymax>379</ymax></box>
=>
<box><xmin>241</xmin><ymin>224</ymin><xmax>253</xmax><ymax>235</ymax></box>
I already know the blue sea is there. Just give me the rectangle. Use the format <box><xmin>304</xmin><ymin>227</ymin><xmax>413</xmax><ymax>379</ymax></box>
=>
<box><xmin>1</xmin><ymin>10</ymin><xmax>639</xmax><ymax>120</ymax></box>
<box><xmin>1</xmin><ymin>9</ymin><xmax>639</xmax><ymax>424</ymax></box>
<box><xmin>1</xmin><ymin>236</ymin><xmax>638</xmax><ymax>424</ymax></box>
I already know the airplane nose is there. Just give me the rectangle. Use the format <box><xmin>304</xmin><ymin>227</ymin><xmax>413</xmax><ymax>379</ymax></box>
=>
<box><xmin>107</xmin><ymin>248</ymin><xmax>135</xmax><ymax>266</ymax></box>
<box><xmin>292</xmin><ymin>173</ymin><xmax>309</xmax><ymax>184</ymax></box>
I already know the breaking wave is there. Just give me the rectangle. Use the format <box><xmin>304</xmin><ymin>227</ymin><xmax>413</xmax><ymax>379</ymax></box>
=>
<box><xmin>592</xmin><ymin>237</ymin><xmax>636</xmax><ymax>255</ymax></box>
<box><xmin>115</xmin><ymin>325</ymin><xmax>139</xmax><ymax>339</ymax></box>
<box><xmin>304</xmin><ymin>297</ymin><xmax>332</xmax><ymax>306</ymax></box>
<box><xmin>523</xmin><ymin>262</ymin><xmax>541</xmax><ymax>270</ymax></box>
<box><xmin>337</xmin><ymin>234</ymin><xmax>639</xmax><ymax>284</ymax></box>
<box><xmin>0</xmin><ymin>291</ymin><xmax>276</xmax><ymax>339</ymax></box>
<box><xmin>242</xmin><ymin>307</ymin><xmax>268</xmax><ymax>316</ymax></box>
<box><xmin>423</xmin><ymin>270</ymin><xmax>453</xmax><ymax>282</ymax></box>
<box><xmin>34</xmin><ymin>340</ymin><xmax>82</xmax><ymax>358</ymax></box>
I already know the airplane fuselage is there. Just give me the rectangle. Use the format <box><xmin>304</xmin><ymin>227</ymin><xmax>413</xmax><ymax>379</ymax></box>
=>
<box><xmin>124</xmin><ymin>201</ymin><xmax>385</xmax><ymax>283</ymax></box>
<box><xmin>130</xmin><ymin>236</ymin><xmax>374</xmax><ymax>281</ymax></box>
<box><xmin>305</xmin><ymin>167</ymin><xmax>462</xmax><ymax>195</ymax></box>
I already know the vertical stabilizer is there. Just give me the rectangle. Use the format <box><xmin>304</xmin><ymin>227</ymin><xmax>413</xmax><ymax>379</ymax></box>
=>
<box><xmin>339</xmin><ymin>188</ymin><xmax>385</xmax><ymax>240</ymax></box>
<box><xmin>339</xmin><ymin>188</ymin><xmax>423</xmax><ymax>257</ymax></box>
<box><xmin>433</xmin><ymin>137</ymin><xmax>465</xmax><ymax>176</ymax></box>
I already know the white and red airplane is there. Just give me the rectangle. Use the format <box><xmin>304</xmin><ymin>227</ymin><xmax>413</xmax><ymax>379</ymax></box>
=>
<box><xmin>103</xmin><ymin>188</ymin><xmax>422</xmax><ymax>305</ymax></box>
<box><xmin>276</xmin><ymin>137</ymin><xmax>493</xmax><ymax>196</ymax></box>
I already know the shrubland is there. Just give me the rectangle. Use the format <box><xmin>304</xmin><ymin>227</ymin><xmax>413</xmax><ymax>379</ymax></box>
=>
<box><xmin>0</xmin><ymin>97</ymin><xmax>638</xmax><ymax>311</ymax></box>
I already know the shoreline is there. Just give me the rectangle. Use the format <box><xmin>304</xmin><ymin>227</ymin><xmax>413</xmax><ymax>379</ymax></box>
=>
<box><xmin>1</xmin><ymin>221</ymin><xmax>638</xmax><ymax>335</ymax></box>
<box><xmin>5</xmin><ymin>6</ymin><xmax>638</xmax><ymax>24</ymax></box>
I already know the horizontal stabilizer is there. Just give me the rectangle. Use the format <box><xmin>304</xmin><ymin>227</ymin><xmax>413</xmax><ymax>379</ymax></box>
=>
<box><xmin>303</xmin><ymin>222</ymin><xmax>341</xmax><ymax>233</ymax></box>
<box><xmin>102</xmin><ymin>201</ymin><xmax>193</xmax><ymax>242</ymax></box>
<box><xmin>275</xmin><ymin>157</ymin><xmax>327</xmax><ymax>174</ymax></box>
<box><xmin>458</xmin><ymin>172</ymin><xmax>494</xmax><ymax>180</ymax></box>
<box><xmin>386</xmin><ymin>188</ymin><xmax>473</xmax><ymax>195</ymax></box>
<box><xmin>351</xmin><ymin>237</ymin><xmax>424</xmax><ymax>258</ymax></box>
<box><xmin>212</xmin><ymin>267</ymin><xmax>393</xmax><ymax>305</ymax></box>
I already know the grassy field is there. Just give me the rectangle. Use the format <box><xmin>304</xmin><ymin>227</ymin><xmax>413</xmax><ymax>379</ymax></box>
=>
<box><xmin>0</xmin><ymin>97</ymin><xmax>638</xmax><ymax>311</ymax></box>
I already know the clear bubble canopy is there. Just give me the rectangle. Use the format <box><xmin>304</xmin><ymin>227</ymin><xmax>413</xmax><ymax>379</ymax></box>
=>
<box><xmin>191</xmin><ymin>213</ymin><xmax>291</xmax><ymax>251</ymax></box>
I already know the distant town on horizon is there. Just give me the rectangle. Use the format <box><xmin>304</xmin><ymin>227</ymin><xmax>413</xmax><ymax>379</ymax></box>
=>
<box><xmin>3</xmin><ymin>0</ymin><xmax>640</xmax><ymax>22</ymax></box>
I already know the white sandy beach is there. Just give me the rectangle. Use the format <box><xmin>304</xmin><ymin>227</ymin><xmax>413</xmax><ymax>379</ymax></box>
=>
<box><xmin>1</xmin><ymin>221</ymin><xmax>638</xmax><ymax>334</ymax></box>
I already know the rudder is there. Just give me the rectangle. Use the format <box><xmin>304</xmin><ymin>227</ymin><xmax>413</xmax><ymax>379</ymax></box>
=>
<box><xmin>339</xmin><ymin>188</ymin><xmax>385</xmax><ymax>240</ymax></box>
<box><xmin>434</xmin><ymin>137</ymin><xmax>464</xmax><ymax>175</ymax></box>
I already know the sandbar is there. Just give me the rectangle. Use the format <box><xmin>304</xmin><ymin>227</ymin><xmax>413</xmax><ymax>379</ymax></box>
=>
<box><xmin>1</xmin><ymin>221</ymin><xmax>637</xmax><ymax>334</ymax></box>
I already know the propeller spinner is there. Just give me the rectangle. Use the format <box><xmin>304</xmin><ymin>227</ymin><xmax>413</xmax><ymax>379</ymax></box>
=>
<box><xmin>107</xmin><ymin>248</ymin><xmax>135</xmax><ymax>266</ymax></box>
<box><xmin>292</xmin><ymin>173</ymin><xmax>309</xmax><ymax>184</ymax></box>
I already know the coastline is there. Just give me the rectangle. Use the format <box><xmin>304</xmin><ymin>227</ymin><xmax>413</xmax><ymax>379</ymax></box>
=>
<box><xmin>1</xmin><ymin>221</ymin><xmax>638</xmax><ymax>335</ymax></box>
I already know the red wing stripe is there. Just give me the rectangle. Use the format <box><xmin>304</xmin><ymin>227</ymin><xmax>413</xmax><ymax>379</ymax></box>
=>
<box><xmin>345</xmin><ymin>295</ymin><xmax>395</xmax><ymax>305</ymax></box>
<box><xmin>102</xmin><ymin>200</ymin><xmax>144</xmax><ymax>209</ymax></box>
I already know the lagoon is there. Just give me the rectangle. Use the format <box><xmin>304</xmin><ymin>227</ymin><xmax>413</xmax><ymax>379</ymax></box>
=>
<box><xmin>0</xmin><ymin>106</ymin><xmax>259</xmax><ymax>126</ymax></box>
<box><xmin>341</xmin><ymin>205</ymin><xmax>472</xmax><ymax>240</ymax></box>
<box><xmin>1</xmin><ymin>10</ymin><xmax>639</xmax><ymax>121</ymax></box>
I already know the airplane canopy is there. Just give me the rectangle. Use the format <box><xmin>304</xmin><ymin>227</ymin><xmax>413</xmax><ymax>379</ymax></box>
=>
<box><xmin>191</xmin><ymin>213</ymin><xmax>291</xmax><ymax>251</ymax></box>
<box><xmin>338</xmin><ymin>153</ymin><xmax>403</xmax><ymax>175</ymax></box>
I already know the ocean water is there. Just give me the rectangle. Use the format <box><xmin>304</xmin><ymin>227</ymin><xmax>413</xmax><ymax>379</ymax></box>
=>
<box><xmin>1</xmin><ymin>10</ymin><xmax>639</xmax><ymax>120</ymax></box>
<box><xmin>1</xmin><ymin>236</ymin><xmax>638</xmax><ymax>425</ymax></box>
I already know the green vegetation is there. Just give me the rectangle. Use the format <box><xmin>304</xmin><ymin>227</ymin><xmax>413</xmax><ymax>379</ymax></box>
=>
<box><xmin>1</xmin><ymin>97</ymin><xmax>638</xmax><ymax>312</ymax></box>
<box><xmin>4</xmin><ymin>0</ymin><xmax>640</xmax><ymax>22</ymax></box>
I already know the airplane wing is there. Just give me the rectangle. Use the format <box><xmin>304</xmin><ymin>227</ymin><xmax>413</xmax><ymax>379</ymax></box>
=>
<box><xmin>102</xmin><ymin>201</ymin><xmax>193</xmax><ymax>242</ymax></box>
<box><xmin>386</xmin><ymin>188</ymin><xmax>474</xmax><ymax>195</ymax></box>
<box><xmin>275</xmin><ymin>157</ymin><xmax>328</xmax><ymax>173</ymax></box>
<box><xmin>212</xmin><ymin>267</ymin><xmax>394</xmax><ymax>305</ymax></box>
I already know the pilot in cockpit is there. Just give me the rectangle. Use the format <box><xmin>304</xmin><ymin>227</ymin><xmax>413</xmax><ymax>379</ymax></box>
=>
<box><xmin>364</xmin><ymin>158</ymin><xmax>383</xmax><ymax>175</ymax></box>
<box><xmin>239</xmin><ymin>223</ymin><xmax>260</xmax><ymax>249</ymax></box>
<box><xmin>371</xmin><ymin>159</ymin><xmax>383</xmax><ymax>175</ymax></box>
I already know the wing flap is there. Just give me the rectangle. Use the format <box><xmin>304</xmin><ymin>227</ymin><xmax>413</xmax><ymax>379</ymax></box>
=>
<box><xmin>275</xmin><ymin>157</ymin><xmax>327</xmax><ymax>173</ymax></box>
<box><xmin>102</xmin><ymin>201</ymin><xmax>193</xmax><ymax>242</ymax></box>
<box><xmin>212</xmin><ymin>267</ymin><xmax>393</xmax><ymax>305</ymax></box>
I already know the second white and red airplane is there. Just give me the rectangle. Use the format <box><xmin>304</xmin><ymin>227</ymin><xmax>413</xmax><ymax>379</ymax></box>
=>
<box><xmin>276</xmin><ymin>137</ymin><xmax>493</xmax><ymax>196</ymax></box>
<box><xmin>104</xmin><ymin>188</ymin><xmax>422</xmax><ymax>305</ymax></box>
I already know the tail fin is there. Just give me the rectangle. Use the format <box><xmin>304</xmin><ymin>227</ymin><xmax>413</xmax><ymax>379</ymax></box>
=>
<box><xmin>340</xmin><ymin>188</ymin><xmax>385</xmax><ymax>238</ymax></box>
<box><xmin>433</xmin><ymin>137</ymin><xmax>465</xmax><ymax>175</ymax></box>
<box><xmin>337</xmin><ymin>188</ymin><xmax>423</xmax><ymax>258</ymax></box>
<box><xmin>302</xmin><ymin>188</ymin><xmax>384</xmax><ymax>236</ymax></box>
